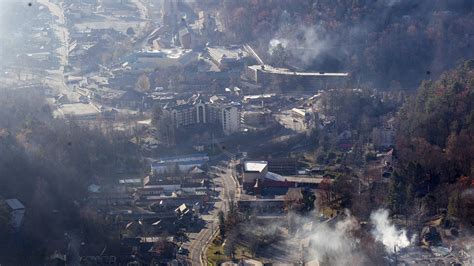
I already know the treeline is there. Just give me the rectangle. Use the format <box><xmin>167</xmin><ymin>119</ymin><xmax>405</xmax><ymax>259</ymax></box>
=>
<box><xmin>0</xmin><ymin>89</ymin><xmax>143</xmax><ymax>264</ymax></box>
<box><xmin>218</xmin><ymin>0</ymin><xmax>474</xmax><ymax>88</ymax></box>
<box><xmin>391</xmin><ymin>61</ymin><xmax>474</xmax><ymax>225</ymax></box>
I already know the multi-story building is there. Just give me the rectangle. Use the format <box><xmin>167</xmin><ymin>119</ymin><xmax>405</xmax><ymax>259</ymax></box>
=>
<box><xmin>207</xmin><ymin>46</ymin><xmax>250</xmax><ymax>71</ymax></box>
<box><xmin>164</xmin><ymin>97</ymin><xmax>241</xmax><ymax>135</ymax></box>
<box><xmin>246</xmin><ymin>64</ymin><xmax>350</xmax><ymax>88</ymax></box>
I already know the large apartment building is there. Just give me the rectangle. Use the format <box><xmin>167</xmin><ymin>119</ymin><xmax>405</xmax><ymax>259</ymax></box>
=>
<box><xmin>165</xmin><ymin>98</ymin><xmax>241</xmax><ymax>135</ymax></box>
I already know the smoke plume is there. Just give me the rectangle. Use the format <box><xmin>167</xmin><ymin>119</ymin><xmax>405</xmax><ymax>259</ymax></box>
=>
<box><xmin>370</xmin><ymin>209</ymin><xmax>410</xmax><ymax>253</ymax></box>
<box><xmin>268</xmin><ymin>26</ymin><xmax>330</xmax><ymax>68</ymax></box>
<box><xmin>269</xmin><ymin>39</ymin><xmax>288</xmax><ymax>54</ymax></box>
<box><xmin>303</xmin><ymin>213</ymin><xmax>368</xmax><ymax>265</ymax></box>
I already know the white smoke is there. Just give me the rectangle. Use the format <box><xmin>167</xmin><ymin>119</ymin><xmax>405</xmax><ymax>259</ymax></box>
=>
<box><xmin>370</xmin><ymin>209</ymin><xmax>410</xmax><ymax>253</ymax></box>
<box><xmin>268</xmin><ymin>26</ymin><xmax>330</xmax><ymax>67</ymax></box>
<box><xmin>236</xmin><ymin>208</ymin><xmax>412</xmax><ymax>264</ymax></box>
<box><xmin>304</xmin><ymin>213</ymin><xmax>368</xmax><ymax>265</ymax></box>
<box><xmin>466</xmin><ymin>240</ymin><xmax>474</xmax><ymax>264</ymax></box>
<box><xmin>269</xmin><ymin>38</ymin><xmax>288</xmax><ymax>55</ymax></box>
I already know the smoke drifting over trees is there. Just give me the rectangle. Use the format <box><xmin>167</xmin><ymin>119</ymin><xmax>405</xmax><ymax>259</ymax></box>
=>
<box><xmin>223</xmin><ymin>0</ymin><xmax>474</xmax><ymax>88</ymax></box>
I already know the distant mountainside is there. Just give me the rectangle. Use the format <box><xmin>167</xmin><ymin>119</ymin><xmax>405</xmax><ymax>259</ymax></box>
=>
<box><xmin>218</xmin><ymin>0</ymin><xmax>474</xmax><ymax>88</ymax></box>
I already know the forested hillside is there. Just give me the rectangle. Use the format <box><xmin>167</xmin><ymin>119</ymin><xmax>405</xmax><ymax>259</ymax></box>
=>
<box><xmin>0</xmin><ymin>90</ymin><xmax>144</xmax><ymax>264</ymax></box>
<box><xmin>220</xmin><ymin>0</ymin><xmax>474</xmax><ymax>88</ymax></box>
<box><xmin>392</xmin><ymin>60</ymin><xmax>474</xmax><ymax>225</ymax></box>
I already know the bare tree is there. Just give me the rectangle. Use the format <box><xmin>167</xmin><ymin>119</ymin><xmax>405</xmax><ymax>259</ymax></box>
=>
<box><xmin>135</xmin><ymin>74</ymin><xmax>151</xmax><ymax>93</ymax></box>
<box><xmin>410</xmin><ymin>199</ymin><xmax>428</xmax><ymax>229</ymax></box>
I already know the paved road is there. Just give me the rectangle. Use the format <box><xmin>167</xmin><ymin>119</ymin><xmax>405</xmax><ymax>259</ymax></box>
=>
<box><xmin>185</xmin><ymin>160</ymin><xmax>240</xmax><ymax>265</ymax></box>
<box><xmin>37</xmin><ymin>0</ymin><xmax>82</xmax><ymax>102</ymax></box>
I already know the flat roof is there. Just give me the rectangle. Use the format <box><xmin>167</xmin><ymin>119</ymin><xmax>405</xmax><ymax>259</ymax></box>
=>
<box><xmin>207</xmin><ymin>46</ymin><xmax>249</xmax><ymax>60</ymax></box>
<box><xmin>137</xmin><ymin>48</ymin><xmax>193</xmax><ymax>59</ymax></box>
<box><xmin>265</xmin><ymin>172</ymin><xmax>326</xmax><ymax>184</ymax></box>
<box><xmin>119</xmin><ymin>179</ymin><xmax>142</xmax><ymax>184</ymax></box>
<box><xmin>5</xmin><ymin>198</ymin><xmax>24</xmax><ymax>210</ymax></box>
<box><xmin>249</xmin><ymin>65</ymin><xmax>349</xmax><ymax>77</ymax></box>
<box><xmin>151</xmin><ymin>159</ymin><xmax>208</xmax><ymax>168</ymax></box>
<box><xmin>55</xmin><ymin>103</ymin><xmax>100</xmax><ymax>117</ymax></box>
<box><xmin>243</xmin><ymin>93</ymin><xmax>276</xmax><ymax>100</ymax></box>
<box><xmin>244</xmin><ymin>161</ymin><xmax>268</xmax><ymax>172</ymax></box>
<box><xmin>152</xmin><ymin>154</ymin><xmax>209</xmax><ymax>164</ymax></box>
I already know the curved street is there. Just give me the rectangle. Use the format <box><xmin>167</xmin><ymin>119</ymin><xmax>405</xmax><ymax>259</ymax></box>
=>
<box><xmin>185</xmin><ymin>159</ymin><xmax>240</xmax><ymax>265</ymax></box>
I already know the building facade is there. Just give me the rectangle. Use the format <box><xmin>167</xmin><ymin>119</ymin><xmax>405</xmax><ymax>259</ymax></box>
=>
<box><xmin>165</xmin><ymin>100</ymin><xmax>241</xmax><ymax>135</ymax></box>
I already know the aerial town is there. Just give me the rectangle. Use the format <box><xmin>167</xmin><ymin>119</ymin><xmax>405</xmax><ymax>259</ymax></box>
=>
<box><xmin>0</xmin><ymin>0</ymin><xmax>473</xmax><ymax>265</ymax></box>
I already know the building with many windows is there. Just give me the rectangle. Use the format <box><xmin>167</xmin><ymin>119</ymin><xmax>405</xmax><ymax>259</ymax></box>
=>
<box><xmin>164</xmin><ymin>96</ymin><xmax>241</xmax><ymax>135</ymax></box>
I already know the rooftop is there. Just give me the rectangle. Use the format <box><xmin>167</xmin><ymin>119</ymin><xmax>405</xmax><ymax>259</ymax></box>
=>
<box><xmin>249</xmin><ymin>65</ymin><xmax>349</xmax><ymax>77</ymax></box>
<box><xmin>154</xmin><ymin>153</ymin><xmax>209</xmax><ymax>163</ymax></box>
<box><xmin>137</xmin><ymin>48</ymin><xmax>193</xmax><ymax>59</ymax></box>
<box><xmin>244</xmin><ymin>161</ymin><xmax>268</xmax><ymax>172</ymax></box>
<box><xmin>243</xmin><ymin>93</ymin><xmax>276</xmax><ymax>101</ymax></box>
<box><xmin>207</xmin><ymin>46</ymin><xmax>249</xmax><ymax>61</ymax></box>
<box><xmin>265</xmin><ymin>171</ymin><xmax>326</xmax><ymax>184</ymax></box>
<box><xmin>151</xmin><ymin>159</ymin><xmax>208</xmax><ymax>168</ymax></box>
<box><xmin>55</xmin><ymin>103</ymin><xmax>100</xmax><ymax>118</ymax></box>
<box><xmin>5</xmin><ymin>198</ymin><xmax>25</xmax><ymax>210</ymax></box>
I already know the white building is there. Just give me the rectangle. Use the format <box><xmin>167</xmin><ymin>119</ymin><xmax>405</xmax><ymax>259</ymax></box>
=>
<box><xmin>221</xmin><ymin>105</ymin><xmax>240</xmax><ymax>135</ymax></box>
<box><xmin>165</xmin><ymin>98</ymin><xmax>241</xmax><ymax>135</ymax></box>
<box><xmin>131</xmin><ymin>48</ymin><xmax>197</xmax><ymax>71</ymax></box>
<box><xmin>242</xmin><ymin>161</ymin><xmax>268</xmax><ymax>188</ymax></box>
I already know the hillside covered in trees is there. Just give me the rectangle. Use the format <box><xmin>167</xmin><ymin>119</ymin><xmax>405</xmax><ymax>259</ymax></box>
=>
<box><xmin>392</xmin><ymin>60</ymin><xmax>474</xmax><ymax>226</ymax></box>
<box><xmin>0</xmin><ymin>89</ymin><xmax>144</xmax><ymax>264</ymax></box>
<box><xmin>219</xmin><ymin>0</ymin><xmax>474</xmax><ymax>88</ymax></box>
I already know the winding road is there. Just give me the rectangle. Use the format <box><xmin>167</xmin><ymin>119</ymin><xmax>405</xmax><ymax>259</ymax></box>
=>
<box><xmin>185</xmin><ymin>159</ymin><xmax>240</xmax><ymax>265</ymax></box>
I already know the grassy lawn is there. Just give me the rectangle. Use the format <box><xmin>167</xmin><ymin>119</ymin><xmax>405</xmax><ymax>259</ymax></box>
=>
<box><xmin>206</xmin><ymin>236</ymin><xmax>256</xmax><ymax>265</ymax></box>
<box><xmin>206</xmin><ymin>236</ymin><xmax>229</xmax><ymax>265</ymax></box>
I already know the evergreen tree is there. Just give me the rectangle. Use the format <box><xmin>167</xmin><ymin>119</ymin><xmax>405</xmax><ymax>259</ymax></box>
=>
<box><xmin>218</xmin><ymin>210</ymin><xmax>226</xmax><ymax>237</ymax></box>
<box><xmin>388</xmin><ymin>171</ymin><xmax>406</xmax><ymax>215</ymax></box>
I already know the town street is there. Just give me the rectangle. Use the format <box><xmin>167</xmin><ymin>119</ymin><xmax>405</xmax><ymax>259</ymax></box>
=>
<box><xmin>37</xmin><ymin>0</ymin><xmax>81</xmax><ymax>102</ymax></box>
<box><xmin>184</xmin><ymin>160</ymin><xmax>240</xmax><ymax>265</ymax></box>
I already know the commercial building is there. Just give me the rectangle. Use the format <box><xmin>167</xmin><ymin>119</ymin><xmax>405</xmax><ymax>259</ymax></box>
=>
<box><xmin>207</xmin><ymin>46</ymin><xmax>250</xmax><ymax>70</ymax></box>
<box><xmin>242</xmin><ymin>161</ymin><xmax>268</xmax><ymax>191</ymax></box>
<box><xmin>246</xmin><ymin>65</ymin><xmax>349</xmax><ymax>88</ymax></box>
<box><xmin>129</xmin><ymin>48</ymin><xmax>197</xmax><ymax>71</ymax></box>
<box><xmin>150</xmin><ymin>154</ymin><xmax>209</xmax><ymax>174</ymax></box>
<box><xmin>164</xmin><ymin>97</ymin><xmax>241</xmax><ymax>135</ymax></box>
<box><xmin>221</xmin><ymin>105</ymin><xmax>241</xmax><ymax>135</ymax></box>
<box><xmin>267</xmin><ymin>158</ymin><xmax>298</xmax><ymax>175</ymax></box>
<box><xmin>242</xmin><ymin>161</ymin><xmax>324</xmax><ymax>194</ymax></box>
<box><xmin>54</xmin><ymin>103</ymin><xmax>101</xmax><ymax>120</ymax></box>
<box><xmin>242</xmin><ymin>94</ymin><xmax>276</xmax><ymax>105</ymax></box>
